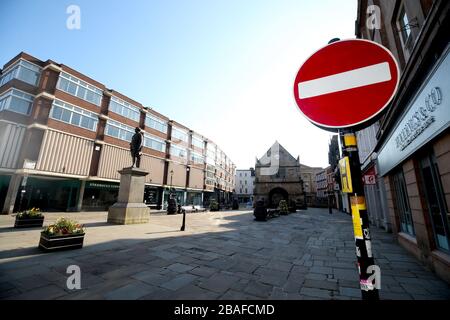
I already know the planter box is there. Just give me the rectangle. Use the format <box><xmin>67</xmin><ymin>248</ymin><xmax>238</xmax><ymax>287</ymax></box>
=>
<box><xmin>14</xmin><ymin>216</ymin><xmax>44</xmax><ymax>228</ymax></box>
<box><xmin>39</xmin><ymin>232</ymin><xmax>85</xmax><ymax>252</ymax></box>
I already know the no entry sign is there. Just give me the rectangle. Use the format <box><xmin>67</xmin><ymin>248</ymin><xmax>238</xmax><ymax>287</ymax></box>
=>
<box><xmin>293</xmin><ymin>39</ymin><xmax>399</xmax><ymax>130</ymax></box>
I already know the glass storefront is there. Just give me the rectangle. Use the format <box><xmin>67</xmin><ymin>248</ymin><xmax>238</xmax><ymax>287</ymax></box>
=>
<box><xmin>13</xmin><ymin>176</ymin><xmax>80</xmax><ymax>212</ymax></box>
<box><xmin>186</xmin><ymin>191</ymin><xmax>202</xmax><ymax>206</ymax></box>
<box><xmin>420</xmin><ymin>152</ymin><xmax>450</xmax><ymax>252</ymax></box>
<box><xmin>82</xmin><ymin>181</ymin><xmax>119</xmax><ymax>211</ymax></box>
<box><xmin>144</xmin><ymin>186</ymin><xmax>162</xmax><ymax>209</ymax></box>
<box><xmin>162</xmin><ymin>189</ymin><xmax>185</xmax><ymax>210</ymax></box>
<box><xmin>0</xmin><ymin>175</ymin><xmax>11</xmax><ymax>210</ymax></box>
<box><xmin>392</xmin><ymin>169</ymin><xmax>415</xmax><ymax>236</ymax></box>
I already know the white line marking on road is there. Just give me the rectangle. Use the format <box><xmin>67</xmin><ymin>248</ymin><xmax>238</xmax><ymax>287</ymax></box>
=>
<box><xmin>298</xmin><ymin>62</ymin><xmax>391</xmax><ymax>99</ymax></box>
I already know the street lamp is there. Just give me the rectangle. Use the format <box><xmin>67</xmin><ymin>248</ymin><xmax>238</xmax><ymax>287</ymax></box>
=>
<box><xmin>181</xmin><ymin>166</ymin><xmax>190</xmax><ymax>231</ymax></box>
<box><xmin>170</xmin><ymin>169</ymin><xmax>174</xmax><ymax>198</ymax></box>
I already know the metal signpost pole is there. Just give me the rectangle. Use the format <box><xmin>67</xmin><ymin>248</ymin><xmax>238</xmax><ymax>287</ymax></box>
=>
<box><xmin>340</xmin><ymin>129</ymin><xmax>379</xmax><ymax>300</ymax></box>
<box><xmin>293</xmin><ymin>39</ymin><xmax>399</xmax><ymax>300</ymax></box>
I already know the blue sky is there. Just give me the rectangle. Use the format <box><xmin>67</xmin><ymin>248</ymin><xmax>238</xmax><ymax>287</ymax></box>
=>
<box><xmin>0</xmin><ymin>0</ymin><xmax>357</xmax><ymax>168</ymax></box>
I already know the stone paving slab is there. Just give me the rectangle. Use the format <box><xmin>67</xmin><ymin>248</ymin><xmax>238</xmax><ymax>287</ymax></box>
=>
<box><xmin>1</xmin><ymin>208</ymin><xmax>450</xmax><ymax>300</ymax></box>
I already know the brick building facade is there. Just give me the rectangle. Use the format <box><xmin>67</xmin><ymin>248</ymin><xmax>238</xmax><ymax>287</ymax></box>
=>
<box><xmin>0</xmin><ymin>52</ymin><xmax>235</xmax><ymax>213</ymax></box>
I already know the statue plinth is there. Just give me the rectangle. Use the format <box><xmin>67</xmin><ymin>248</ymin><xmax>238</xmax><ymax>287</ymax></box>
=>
<box><xmin>107</xmin><ymin>167</ymin><xmax>150</xmax><ymax>224</ymax></box>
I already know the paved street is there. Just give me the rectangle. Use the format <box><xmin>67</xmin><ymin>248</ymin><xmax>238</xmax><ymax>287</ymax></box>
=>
<box><xmin>1</xmin><ymin>208</ymin><xmax>449</xmax><ymax>300</ymax></box>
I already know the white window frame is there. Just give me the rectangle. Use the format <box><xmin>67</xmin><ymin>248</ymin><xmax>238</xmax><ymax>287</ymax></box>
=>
<box><xmin>192</xmin><ymin>135</ymin><xmax>204</xmax><ymax>149</ymax></box>
<box><xmin>190</xmin><ymin>151</ymin><xmax>204</xmax><ymax>164</ymax></box>
<box><xmin>0</xmin><ymin>59</ymin><xmax>41</xmax><ymax>87</ymax></box>
<box><xmin>143</xmin><ymin>133</ymin><xmax>166</xmax><ymax>152</ymax></box>
<box><xmin>0</xmin><ymin>88</ymin><xmax>35</xmax><ymax>115</ymax></box>
<box><xmin>145</xmin><ymin>113</ymin><xmax>168</xmax><ymax>133</ymax></box>
<box><xmin>109</xmin><ymin>96</ymin><xmax>140</xmax><ymax>122</ymax></box>
<box><xmin>50</xmin><ymin>99</ymin><xmax>98</xmax><ymax>131</ymax></box>
<box><xmin>170</xmin><ymin>144</ymin><xmax>187</xmax><ymax>158</ymax></box>
<box><xmin>171</xmin><ymin>127</ymin><xmax>188</xmax><ymax>142</ymax></box>
<box><xmin>57</xmin><ymin>72</ymin><xmax>103</xmax><ymax>106</ymax></box>
<box><xmin>105</xmin><ymin>119</ymin><xmax>135</xmax><ymax>142</ymax></box>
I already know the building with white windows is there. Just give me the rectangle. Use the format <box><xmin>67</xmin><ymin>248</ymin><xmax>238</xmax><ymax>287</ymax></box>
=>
<box><xmin>0</xmin><ymin>52</ymin><xmax>235</xmax><ymax>213</ymax></box>
<box><xmin>235</xmin><ymin>168</ymin><xmax>255</xmax><ymax>205</ymax></box>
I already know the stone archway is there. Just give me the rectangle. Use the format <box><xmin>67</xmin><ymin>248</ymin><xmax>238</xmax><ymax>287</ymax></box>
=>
<box><xmin>269</xmin><ymin>187</ymin><xmax>288</xmax><ymax>208</ymax></box>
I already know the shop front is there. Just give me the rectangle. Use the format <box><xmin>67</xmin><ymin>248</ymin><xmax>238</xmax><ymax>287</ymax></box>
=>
<box><xmin>82</xmin><ymin>181</ymin><xmax>119</xmax><ymax>211</ymax></box>
<box><xmin>144</xmin><ymin>185</ymin><xmax>163</xmax><ymax>210</ymax></box>
<box><xmin>186</xmin><ymin>190</ymin><xmax>203</xmax><ymax>206</ymax></box>
<box><xmin>377</xmin><ymin>45</ymin><xmax>450</xmax><ymax>283</ymax></box>
<box><xmin>0</xmin><ymin>175</ymin><xmax>11</xmax><ymax>212</ymax></box>
<box><xmin>12</xmin><ymin>176</ymin><xmax>80</xmax><ymax>212</ymax></box>
<box><xmin>162</xmin><ymin>188</ymin><xmax>186</xmax><ymax>210</ymax></box>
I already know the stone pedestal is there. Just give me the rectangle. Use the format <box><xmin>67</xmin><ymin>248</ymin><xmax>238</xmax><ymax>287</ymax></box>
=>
<box><xmin>107</xmin><ymin>167</ymin><xmax>150</xmax><ymax>224</ymax></box>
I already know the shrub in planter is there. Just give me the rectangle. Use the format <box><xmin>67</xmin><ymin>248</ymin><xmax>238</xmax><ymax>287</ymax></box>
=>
<box><xmin>279</xmin><ymin>200</ymin><xmax>289</xmax><ymax>215</ymax></box>
<box><xmin>209</xmin><ymin>200</ymin><xmax>219</xmax><ymax>211</ymax></box>
<box><xmin>39</xmin><ymin>217</ymin><xmax>85</xmax><ymax>251</ymax></box>
<box><xmin>14</xmin><ymin>208</ymin><xmax>44</xmax><ymax>228</ymax></box>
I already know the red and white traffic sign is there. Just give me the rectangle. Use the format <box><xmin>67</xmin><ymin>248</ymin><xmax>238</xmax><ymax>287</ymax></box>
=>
<box><xmin>293</xmin><ymin>39</ymin><xmax>399</xmax><ymax>130</ymax></box>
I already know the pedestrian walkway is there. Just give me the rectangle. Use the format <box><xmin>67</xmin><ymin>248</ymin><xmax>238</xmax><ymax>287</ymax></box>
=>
<box><xmin>0</xmin><ymin>208</ymin><xmax>449</xmax><ymax>300</ymax></box>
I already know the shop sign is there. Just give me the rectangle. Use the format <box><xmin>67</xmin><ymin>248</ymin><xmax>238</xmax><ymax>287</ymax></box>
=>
<box><xmin>87</xmin><ymin>182</ymin><xmax>119</xmax><ymax>189</ymax></box>
<box><xmin>378</xmin><ymin>45</ymin><xmax>450</xmax><ymax>176</ymax></box>
<box><xmin>363</xmin><ymin>166</ymin><xmax>377</xmax><ymax>185</ymax></box>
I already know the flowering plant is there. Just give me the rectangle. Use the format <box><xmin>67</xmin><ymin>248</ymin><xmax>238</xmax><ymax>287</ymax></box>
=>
<box><xmin>16</xmin><ymin>207</ymin><xmax>44</xmax><ymax>219</ymax></box>
<box><xmin>42</xmin><ymin>217</ymin><xmax>85</xmax><ymax>236</ymax></box>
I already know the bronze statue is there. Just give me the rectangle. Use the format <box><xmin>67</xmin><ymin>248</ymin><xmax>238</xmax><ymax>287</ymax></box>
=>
<box><xmin>130</xmin><ymin>127</ymin><xmax>143</xmax><ymax>168</ymax></box>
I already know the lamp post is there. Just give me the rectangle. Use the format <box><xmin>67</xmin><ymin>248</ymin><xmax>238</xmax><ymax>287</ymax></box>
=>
<box><xmin>180</xmin><ymin>167</ymin><xmax>190</xmax><ymax>231</ymax></box>
<box><xmin>170</xmin><ymin>169</ymin><xmax>174</xmax><ymax>198</ymax></box>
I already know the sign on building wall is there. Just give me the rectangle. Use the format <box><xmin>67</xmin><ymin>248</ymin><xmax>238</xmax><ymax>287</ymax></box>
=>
<box><xmin>378</xmin><ymin>45</ymin><xmax>450</xmax><ymax>176</ymax></box>
<box><xmin>363</xmin><ymin>166</ymin><xmax>376</xmax><ymax>185</ymax></box>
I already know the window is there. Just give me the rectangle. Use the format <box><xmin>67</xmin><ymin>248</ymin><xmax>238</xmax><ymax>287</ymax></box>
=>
<box><xmin>170</xmin><ymin>144</ymin><xmax>186</xmax><ymax>158</ymax></box>
<box><xmin>109</xmin><ymin>96</ymin><xmax>140</xmax><ymax>122</ymax></box>
<box><xmin>105</xmin><ymin>119</ymin><xmax>134</xmax><ymax>141</ymax></box>
<box><xmin>0</xmin><ymin>59</ymin><xmax>41</xmax><ymax>87</ymax></box>
<box><xmin>190</xmin><ymin>151</ymin><xmax>204</xmax><ymax>164</ymax></box>
<box><xmin>420</xmin><ymin>152</ymin><xmax>450</xmax><ymax>252</ymax></box>
<box><xmin>0</xmin><ymin>89</ymin><xmax>34</xmax><ymax>115</ymax></box>
<box><xmin>145</xmin><ymin>114</ymin><xmax>167</xmax><ymax>133</ymax></box>
<box><xmin>50</xmin><ymin>99</ymin><xmax>98</xmax><ymax>131</ymax></box>
<box><xmin>57</xmin><ymin>72</ymin><xmax>102</xmax><ymax>106</ymax></box>
<box><xmin>398</xmin><ymin>7</ymin><xmax>412</xmax><ymax>45</ymax></box>
<box><xmin>392</xmin><ymin>169</ymin><xmax>415</xmax><ymax>236</ymax></box>
<box><xmin>171</xmin><ymin>127</ymin><xmax>188</xmax><ymax>142</ymax></box>
<box><xmin>192</xmin><ymin>136</ymin><xmax>204</xmax><ymax>149</ymax></box>
<box><xmin>244</xmin><ymin>180</ymin><xmax>247</xmax><ymax>185</ymax></box>
<box><xmin>143</xmin><ymin>134</ymin><xmax>165</xmax><ymax>152</ymax></box>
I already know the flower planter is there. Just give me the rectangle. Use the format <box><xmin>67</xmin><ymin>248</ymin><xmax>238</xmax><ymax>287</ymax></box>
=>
<box><xmin>14</xmin><ymin>216</ymin><xmax>44</xmax><ymax>228</ymax></box>
<box><xmin>38</xmin><ymin>232</ymin><xmax>85</xmax><ymax>252</ymax></box>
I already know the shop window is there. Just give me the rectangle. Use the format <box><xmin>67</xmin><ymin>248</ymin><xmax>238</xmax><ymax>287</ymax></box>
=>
<box><xmin>392</xmin><ymin>169</ymin><xmax>415</xmax><ymax>236</ymax></box>
<box><xmin>419</xmin><ymin>152</ymin><xmax>450</xmax><ymax>252</ymax></box>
